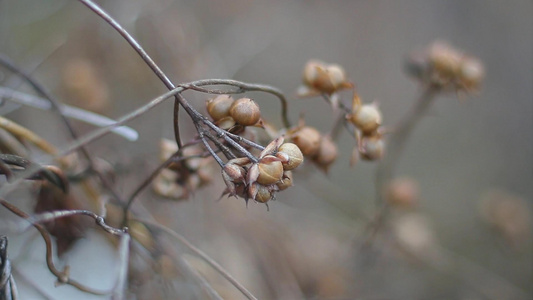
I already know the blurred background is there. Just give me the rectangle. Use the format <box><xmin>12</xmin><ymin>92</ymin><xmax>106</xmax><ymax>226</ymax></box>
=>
<box><xmin>0</xmin><ymin>0</ymin><xmax>531</xmax><ymax>299</ymax></box>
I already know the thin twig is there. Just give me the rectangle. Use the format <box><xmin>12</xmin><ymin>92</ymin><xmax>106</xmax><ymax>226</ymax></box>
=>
<box><xmin>134</xmin><ymin>217</ymin><xmax>258</xmax><ymax>300</ymax></box>
<box><xmin>78</xmin><ymin>0</ymin><xmax>184</xmax><ymax>148</ymax></box>
<box><xmin>0</xmin><ymin>200</ymin><xmax>110</xmax><ymax>295</ymax></box>
<box><xmin>359</xmin><ymin>84</ymin><xmax>441</xmax><ymax>249</ymax></box>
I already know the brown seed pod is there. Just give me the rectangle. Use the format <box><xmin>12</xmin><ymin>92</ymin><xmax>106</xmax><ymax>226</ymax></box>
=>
<box><xmin>229</xmin><ymin>98</ymin><xmax>261</xmax><ymax>126</ymax></box>
<box><xmin>313</xmin><ymin>135</ymin><xmax>338</xmax><ymax>171</ymax></box>
<box><xmin>360</xmin><ymin>135</ymin><xmax>385</xmax><ymax>161</ymax></box>
<box><xmin>278</xmin><ymin>143</ymin><xmax>304</xmax><ymax>170</ymax></box>
<box><xmin>255</xmin><ymin>185</ymin><xmax>273</xmax><ymax>203</ymax></box>
<box><xmin>291</xmin><ymin>126</ymin><xmax>321</xmax><ymax>157</ymax></box>
<box><xmin>276</xmin><ymin>171</ymin><xmax>293</xmax><ymax>191</ymax></box>
<box><xmin>257</xmin><ymin>156</ymin><xmax>284</xmax><ymax>185</ymax></box>
<box><xmin>302</xmin><ymin>60</ymin><xmax>348</xmax><ymax>94</ymax></box>
<box><xmin>350</xmin><ymin>104</ymin><xmax>382</xmax><ymax>135</ymax></box>
<box><xmin>206</xmin><ymin>95</ymin><xmax>234</xmax><ymax>121</ymax></box>
<box><xmin>385</xmin><ymin>177</ymin><xmax>420</xmax><ymax>208</ymax></box>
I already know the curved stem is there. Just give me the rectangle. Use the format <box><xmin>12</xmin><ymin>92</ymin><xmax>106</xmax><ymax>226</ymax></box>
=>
<box><xmin>134</xmin><ymin>217</ymin><xmax>258</xmax><ymax>300</ymax></box>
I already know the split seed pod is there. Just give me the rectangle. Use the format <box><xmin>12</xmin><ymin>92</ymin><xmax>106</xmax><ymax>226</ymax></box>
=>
<box><xmin>277</xmin><ymin>143</ymin><xmax>304</xmax><ymax>170</ymax></box>
<box><xmin>350</xmin><ymin>104</ymin><xmax>382</xmax><ymax>135</ymax></box>
<box><xmin>360</xmin><ymin>135</ymin><xmax>385</xmax><ymax>161</ymax></box>
<box><xmin>257</xmin><ymin>156</ymin><xmax>284</xmax><ymax>185</ymax></box>
<box><xmin>276</xmin><ymin>171</ymin><xmax>293</xmax><ymax>191</ymax></box>
<box><xmin>254</xmin><ymin>185</ymin><xmax>273</xmax><ymax>203</ymax></box>
<box><xmin>291</xmin><ymin>126</ymin><xmax>321</xmax><ymax>157</ymax></box>
<box><xmin>206</xmin><ymin>95</ymin><xmax>234</xmax><ymax>121</ymax></box>
<box><xmin>229</xmin><ymin>98</ymin><xmax>261</xmax><ymax>126</ymax></box>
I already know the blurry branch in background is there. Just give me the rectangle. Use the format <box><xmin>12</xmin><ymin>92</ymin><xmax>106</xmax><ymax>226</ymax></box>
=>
<box><xmin>0</xmin><ymin>54</ymin><xmax>125</xmax><ymax>204</ymax></box>
<box><xmin>78</xmin><ymin>0</ymin><xmax>186</xmax><ymax>148</ymax></box>
<box><xmin>134</xmin><ymin>217</ymin><xmax>258</xmax><ymax>300</ymax></box>
<box><xmin>0</xmin><ymin>200</ymin><xmax>128</xmax><ymax>297</ymax></box>
<box><xmin>0</xmin><ymin>87</ymin><xmax>138</xmax><ymax>141</ymax></box>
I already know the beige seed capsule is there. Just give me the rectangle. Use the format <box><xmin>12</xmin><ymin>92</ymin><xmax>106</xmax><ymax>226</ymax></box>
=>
<box><xmin>350</xmin><ymin>104</ymin><xmax>382</xmax><ymax>135</ymax></box>
<box><xmin>257</xmin><ymin>157</ymin><xmax>284</xmax><ymax>185</ymax></box>
<box><xmin>276</xmin><ymin>171</ymin><xmax>293</xmax><ymax>191</ymax></box>
<box><xmin>255</xmin><ymin>185</ymin><xmax>273</xmax><ymax>203</ymax></box>
<box><xmin>278</xmin><ymin>143</ymin><xmax>304</xmax><ymax>170</ymax></box>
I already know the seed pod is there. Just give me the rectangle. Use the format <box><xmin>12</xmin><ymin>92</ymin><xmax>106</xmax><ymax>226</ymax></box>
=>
<box><xmin>206</xmin><ymin>95</ymin><xmax>234</xmax><ymax>121</ymax></box>
<box><xmin>215</xmin><ymin>116</ymin><xmax>236</xmax><ymax>130</ymax></box>
<box><xmin>255</xmin><ymin>185</ymin><xmax>273</xmax><ymax>203</ymax></box>
<box><xmin>291</xmin><ymin>126</ymin><xmax>321</xmax><ymax>157</ymax></box>
<box><xmin>325</xmin><ymin>64</ymin><xmax>347</xmax><ymax>90</ymax></box>
<box><xmin>229</xmin><ymin>98</ymin><xmax>261</xmax><ymax>126</ymax></box>
<box><xmin>350</xmin><ymin>104</ymin><xmax>382</xmax><ymax>135</ymax></box>
<box><xmin>458</xmin><ymin>57</ymin><xmax>484</xmax><ymax>91</ymax></box>
<box><xmin>276</xmin><ymin>171</ymin><xmax>293</xmax><ymax>191</ymax></box>
<box><xmin>385</xmin><ymin>177</ymin><xmax>420</xmax><ymax>208</ymax></box>
<box><xmin>257</xmin><ymin>156</ymin><xmax>284</xmax><ymax>185</ymax></box>
<box><xmin>313</xmin><ymin>135</ymin><xmax>338</xmax><ymax>171</ymax></box>
<box><xmin>428</xmin><ymin>42</ymin><xmax>462</xmax><ymax>79</ymax></box>
<box><xmin>303</xmin><ymin>60</ymin><xmax>326</xmax><ymax>87</ymax></box>
<box><xmin>278</xmin><ymin>143</ymin><xmax>304</xmax><ymax>170</ymax></box>
<box><xmin>360</xmin><ymin>135</ymin><xmax>385</xmax><ymax>161</ymax></box>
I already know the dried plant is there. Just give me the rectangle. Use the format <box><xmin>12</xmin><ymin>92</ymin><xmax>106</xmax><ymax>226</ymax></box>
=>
<box><xmin>0</xmin><ymin>1</ymin><xmax>530</xmax><ymax>300</ymax></box>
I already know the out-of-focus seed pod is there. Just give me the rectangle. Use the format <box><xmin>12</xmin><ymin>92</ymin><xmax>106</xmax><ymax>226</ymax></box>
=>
<box><xmin>255</xmin><ymin>185</ymin><xmax>273</xmax><ymax>203</ymax></box>
<box><xmin>302</xmin><ymin>60</ymin><xmax>349</xmax><ymax>94</ymax></box>
<box><xmin>152</xmin><ymin>169</ymin><xmax>186</xmax><ymax>199</ymax></box>
<box><xmin>428</xmin><ymin>41</ymin><xmax>463</xmax><ymax>79</ymax></box>
<box><xmin>360</xmin><ymin>135</ymin><xmax>385</xmax><ymax>161</ymax></box>
<box><xmin>350</xmin><ymin>104</ymin><xmax>382</xmax><ymax>135</ymax></box>
<box><xmin>458</xmin><ymin>57</ymin><xmax>484</xmax><ymax>91</ymax></box>
<box><xmin>229</xmin><ymin>98</ymin><xmax>261</xmax><ymax>126</ymax></box>
<box><xmin>257</xmin><ymin>156</ymin><xmax>284</xmax><ymax>185</ymax></box>
<box><xmin>291</xmin><ymin>126</ymin><xmax>321</xmax><ymax>157</ymax></box>
<box><xmin>278</xmin><ymin>143</ymin><xmax>304</xmax><ymax>170</ymax></box>
<box><xmin>277</xmin><ymin>171</ymin><xmax>293</xmax><ymax>191</ymax></box>
<box><xmin>385</xmin><ymin>177</ymin><xmax>420</xmax><ymax>208</ymax></box>
<box><xmin>206</xmin><ymin>95</ymin><xmax>234</xmax><ymax>121</ymax></box>
<box><xmin>325</xmin><ymin>64</ymin><xmax>347</xmax><ymax>90</ymax></box>
<box><xmin>303</xmin><ymin>60</ymin><xmax>326</xmax><ymax>87</ymax></box>
<box><xmin>313</xmin><ymin>135</ymin><xmax>338</xmax><ymax>172</ymax></box>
